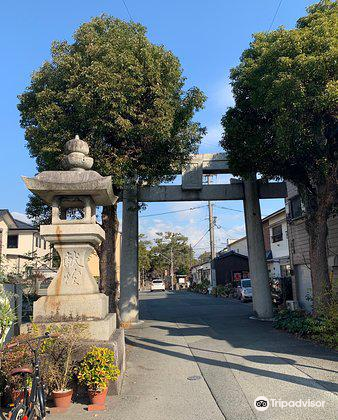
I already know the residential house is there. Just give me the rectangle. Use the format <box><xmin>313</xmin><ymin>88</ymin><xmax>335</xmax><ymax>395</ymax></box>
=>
<box><xmin>213</xmin><ymin>251</ymin><xmax>249</xmax><ymax>286</ymax></box>
<box><xmin>268</xmin><ymin>208</ymin><xmax>290</xmax><ymax>278</ymax></box>
<box><xmin>227</xmin><ymin>236</ymin><xmax>248</xmax><ymax>256</ymax></box>
<box><xmin>191</xmin><ymin>261</ymin><xmax>211</xmax><ymax>285</ymax></box>
<box><xmin>0</xmin><ymin>209</ymin><xmax>52</xmax><ymax>276</ymax></box>
<box><xmin>286</xmin><ymin>182</ymin><xmax>338</xmax><ymax>311</ymax></box>
<box><xmin>227</xmin><ymin>208</ymin><xmax>290</xmax><ymax>280</ymax></box>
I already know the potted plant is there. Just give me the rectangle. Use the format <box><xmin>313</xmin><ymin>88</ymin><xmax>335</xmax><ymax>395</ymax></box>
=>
<box><xmin>40</xmin><ymin>324</ymin><xmax>86</xmax><ymax>409</ymax></box>
<box><xmin>77</xmin><ymin>347</ymin><xmax>120</xmax><ymax>405</ymax></box>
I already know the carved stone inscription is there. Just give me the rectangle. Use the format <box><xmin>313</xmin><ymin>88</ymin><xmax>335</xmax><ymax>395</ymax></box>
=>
<box><xmin>63</xmin><ymin>250</ymin><xmax>84</xmax><ymax>286</ymax></box>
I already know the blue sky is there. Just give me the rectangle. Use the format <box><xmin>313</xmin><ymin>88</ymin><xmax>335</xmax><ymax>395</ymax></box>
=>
<box><xmin>0</xmin><ymin>0</ymin><xmax>314</xmax><ymax>255</ymax></box>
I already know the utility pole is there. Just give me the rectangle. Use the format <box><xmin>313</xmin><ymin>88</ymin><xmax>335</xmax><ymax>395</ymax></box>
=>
<box><xmin>170</xmin><ymin>246</ymin><xmax>174</xmax><ymax>291</ymax></box>
<box><xmin>207</xmin><ymin>175</ymin><xmax>216</xmax><ymax>288</ymax></box>
<box><xmin>189</xmin><ymin>244</ymin><xmax>193</xmax><ymax>269</ymax></box>
<box><xmin>208</xmin><ymin>201</ymin><xmax>216</xmax><ymax>260</ymax></box>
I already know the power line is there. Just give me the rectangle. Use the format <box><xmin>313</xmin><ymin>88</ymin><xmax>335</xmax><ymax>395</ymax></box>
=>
<box><xmin>139</xmin><ymin>205</ymin><xmax>207</xmax><ymax>218</ymax></box>
<box><xmin>268</xmin><ymin>0</ymin><xmax>283</xmax><ymax>32</ymax></box>
<box><xmin>214</xmin><ymin>204</ymin><xmax>244</xmax><ymax>214</ymax></box>
<box><xmin>192</xmin><ymin>228</ymin><xmax>210</xmax><ymax>249</ymax></box>
<box><xmin>121</xmin><ymin>0</ymin><xmax>133</xmax><ymax>21</ymax></box>
<box><xmin>214</xmin><ymin>204</ymin><xmax>267</xmax><ymax>217</ymax></box>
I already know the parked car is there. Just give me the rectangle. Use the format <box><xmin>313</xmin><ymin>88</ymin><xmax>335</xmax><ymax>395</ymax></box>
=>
<box><xmin>236</xmin><ymin>278</ymin><xmax>252</xmax><ymax>302</ymax></box>
<box><xmin>150</xmin><ymin>279</ymin><xmax>166</xmax><ymax>292</ymax></box>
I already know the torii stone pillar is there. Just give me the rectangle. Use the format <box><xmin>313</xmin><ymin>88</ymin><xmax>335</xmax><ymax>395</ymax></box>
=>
<box><xmin>243</xmin><ymin>174</ymin><xmax>273</xmax><ymax>319</ymax></box>
<box><xmin>120</xmin><ymin>180</ymin><xmax>139</xmax><ymax>326</ymax></box>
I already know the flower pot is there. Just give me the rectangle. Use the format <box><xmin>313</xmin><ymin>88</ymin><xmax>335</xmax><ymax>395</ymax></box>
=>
<box><xmin>88</xmin><ymin>387</ymin><xmax>108</xmax><ymax>405</ymax></box>
<box><xmin>52</xmin><ymin>389</ymin><xmax>73</xmax><ymax>409</ymax></box>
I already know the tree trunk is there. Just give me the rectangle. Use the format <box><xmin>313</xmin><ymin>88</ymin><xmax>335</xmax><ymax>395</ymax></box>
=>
<box><xmin>303</xmin><ymin>172</ymin><xmax>336</xmax><ymax>313</ymax></box>
<box><xmin>307</xmin><ymin>211</ymin><xmax>331</xmax><ymax>312</ymax></box>
<box><xmin>99</xmin><ymin>203</ymin><xmax>120</xmax><ymax>322</ymax></box>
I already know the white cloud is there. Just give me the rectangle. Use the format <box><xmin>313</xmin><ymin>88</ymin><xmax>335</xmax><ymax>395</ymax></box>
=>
<box><xmin>214</xmin><ymin>81</ymin><xmax>234</xmax><ymax>110</ymax></box>
<box><xmin>200</xmin><ymin>124</ymin><xmax>223</xmax><ymax>150</ymax></box>
<box><xmin>218</xmin><ymin>224</ymin><xmax>246</xmax><ymax>240</ymax></box>
<box><xmin>140</xmin><ymin>213</ymin><xmax>209</xmax><ymax>249</ymax></box>
<box><xmin>207</xmin><ymin>77</ymin><xmax>234</xmax><ymax>112</ymax></box>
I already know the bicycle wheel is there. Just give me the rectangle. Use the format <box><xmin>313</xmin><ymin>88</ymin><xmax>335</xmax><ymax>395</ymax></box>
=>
<box><xmin>34</xmin><ymin>386</ymin><xmax>46</xmax><ymax>420</ymax></box>
<box><xmin>10</xmin><ymin>403</ymin><xmax>26</xmax><ymax>420</ymax></box>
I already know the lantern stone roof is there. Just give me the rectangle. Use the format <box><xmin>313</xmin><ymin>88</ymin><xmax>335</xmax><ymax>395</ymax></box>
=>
<box><xmin>22</xmin><ymin>136</ymin><xmax>116</xmax><ymax>206</ymax></box>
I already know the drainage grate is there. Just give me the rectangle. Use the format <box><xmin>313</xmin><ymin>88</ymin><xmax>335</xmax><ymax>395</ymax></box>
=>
<box><xmin>187</xmin><ymin>375</ymin><xmax>202</xmax><ymax>381</ymax></box>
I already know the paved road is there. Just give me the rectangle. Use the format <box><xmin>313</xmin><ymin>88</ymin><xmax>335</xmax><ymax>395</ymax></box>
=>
<box><xmin>54</xmin><ymin>291</ymin><xmax>338</xmax><ymax>419</ymax></box>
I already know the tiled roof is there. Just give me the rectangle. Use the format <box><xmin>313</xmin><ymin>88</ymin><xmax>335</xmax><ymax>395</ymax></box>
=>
<box><xmin>216</xmin><ymin>250</ymin><xmax>248</xmax><ymax>260</ymax></box>
<box><xmin>13</xmin><ymin>219</ymin><xmax>35</xmax><ymax>230</ymax></box>
<box><xmin>0</xmin><ymin>209</ymin><xmax>35</xmax><ymax>230</ymax></box>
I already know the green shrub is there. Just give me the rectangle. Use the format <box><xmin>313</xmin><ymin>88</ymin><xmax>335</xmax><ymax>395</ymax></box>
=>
<box><xmin>77</xmin><ymin>347</ymin><xmax>120</xmax><ymax>391</ymax></box>
<box><xmin>0</xmin><ymin>286</ymin><xmax>16</xmax><ymax>347</ymax></box>
<box><xmin>191</xmin><ymin>279</ymin><xmax>209</xmax><ymax>294</ymax></box>
<box><xmin>210</xmin><ymin>284</ymin><xmax>234</xmax><ymax>298</ymax></box>
<box><xmin>274</xmin><ymin>306</ymin><xmax>338</xmax><ymax>349</ymax></box>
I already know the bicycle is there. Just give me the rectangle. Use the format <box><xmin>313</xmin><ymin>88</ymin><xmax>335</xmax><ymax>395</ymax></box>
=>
<box><xmin>1</xmin><ymin>332</ymin><xmax>54</xmax><ymax>420</ymax></box>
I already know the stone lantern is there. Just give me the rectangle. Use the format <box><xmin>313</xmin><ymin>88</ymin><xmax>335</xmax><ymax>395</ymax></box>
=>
<box><xmin>23</xmin><ymin>135</ymin><xmax>117</xmax><ymax>340</ymax></box>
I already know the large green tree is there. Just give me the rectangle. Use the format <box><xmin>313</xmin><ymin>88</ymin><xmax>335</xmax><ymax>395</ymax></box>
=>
<box><xmin>18</xmin><ymin>16</ymin><xmax>205</xmax><ymax>315</ymax></box>
<box><xmin>149</xmin><ymin>232</ymin><xmax>193</xmax><ymax>277</ymax></box>
<box><xmin>221</xmin><ymin>1</ymin><xmax>337</xmax><ymax>311</ymax></box>
<box><xmin>138</xmin><ymin>234</ymin><xmax>151</xmax><ymax>285</ymax></box>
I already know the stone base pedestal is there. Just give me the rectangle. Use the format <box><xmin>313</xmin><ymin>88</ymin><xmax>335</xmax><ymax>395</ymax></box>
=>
<box><xmin>23</xmin><ymin>313</ymin><xmax>116</xmax><ymax>342</ymax></box>
<box><xmin>33</xmin><ymin>293</ymin><xmax>109</xmax><ymax>322</ymax></box>
<box><xmin>32</xmin><ymin>292</ymin><xmax>116</xmax><ymax>341</ymax></box>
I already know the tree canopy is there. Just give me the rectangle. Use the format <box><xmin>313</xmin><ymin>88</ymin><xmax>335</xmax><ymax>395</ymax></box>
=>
<box><xmin>221</xmin><ymin>0</ymin><xmax>337</xmax><ymax>188</ymax></box>
<box><xmin>18</xmin><ymin>16</ymin><xmax>206</xmax><ymax>187</ymax></box>
<box><xmin>146</xmin><ymin>232</ymin><xmax>193</xmax><ymax>277</ymax></box>
<box><xmin>221</xmin><ymin>0</ymin><xmax>337</xmax><ymax>310</ymax></box>
<box><xmin>139</xmin><ymin>234</ymin><xmax>152</xmax><ymax>275</ymax></box>
<box><xmin>18</xmin><ymin>15</ymin><xmax>206</xmax><ymax>315</ymax></box>
<box><xmin>196</xmin><ymin>251</ymin><xmax>211</xmax><ymax>265</ymax></box>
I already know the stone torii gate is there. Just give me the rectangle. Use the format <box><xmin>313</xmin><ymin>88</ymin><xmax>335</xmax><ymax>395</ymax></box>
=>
<box><xmin>120</xmin><ymin>153</ymin><xmax>287</xmax><ymax>326</ymax></box>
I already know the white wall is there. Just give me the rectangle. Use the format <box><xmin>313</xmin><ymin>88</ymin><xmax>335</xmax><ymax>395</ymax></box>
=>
<box><xmin>0</xmin><ymin>220</ymin><xmax>8</xmax><ymax>256</ymax></box>
<box><xmin>269</xmin><ymin>212</ymin><xmax>289</xmax><ymax>259</ymax></box>
<box><xmin>1</xmin><ymin>228</ymin><xmax>51</xmax><ymax>275</ymax></box>
<box><xmin>268</xmin><ymin>261</ymin><xmax>281</xmax><ymax>278</ymax></box>
<box><xmin>295</xmin><ymin>264</ymin><xmax>313</xmax><ymax>312</ymax></box>
<box><xmin>228</xmin><ymin>237</ymin><xmax>248</xmax><ymax>256</ymax></box>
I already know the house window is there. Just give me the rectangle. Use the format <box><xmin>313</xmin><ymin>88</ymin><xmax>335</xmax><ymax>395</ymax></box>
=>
<box><xmin>43</xmin><ymin>239</ymin><xmax>47</xmax><ymax>250</ymax></box>
<box><xmin>7</xmin><ymin>235</ymin><xmax>18</xmax><ymax>248</ymax></box>
<box><xmin>272</xmin><ymin>225</ymin><xmax>283</xmax><ymax>243</ymax></box>
<box><xmin>290</xmin><ymin>195</ymin><xmax>303</xmax><ymax>219</ymax></box>
<box><xmin>35</xmin><ymin>236</ymin><xmax>42</xmax><ymax>248</ymax></box>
